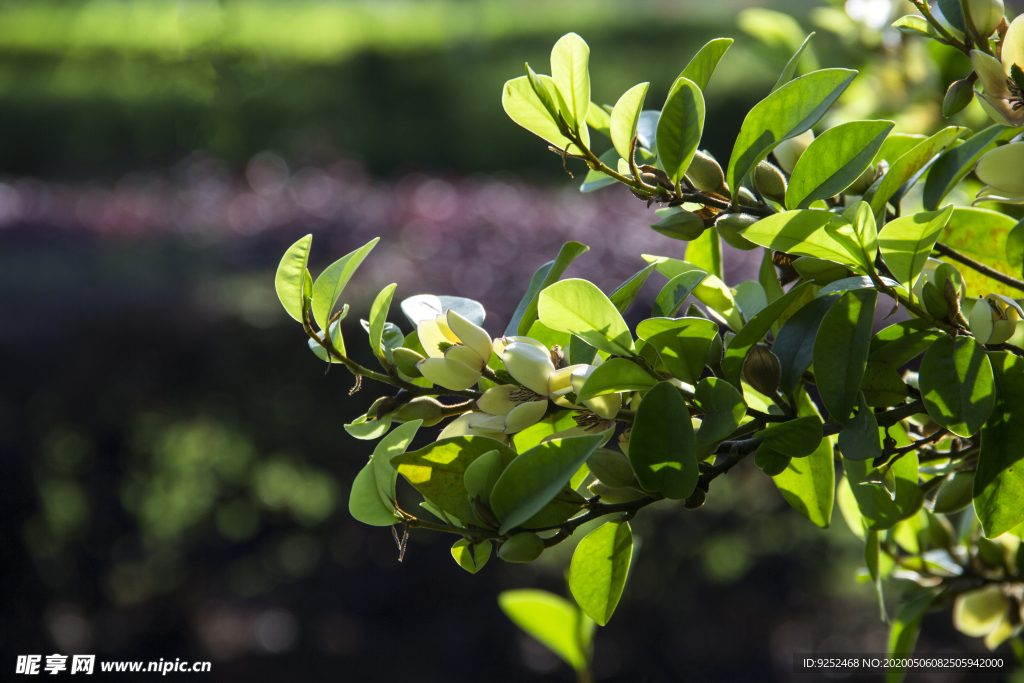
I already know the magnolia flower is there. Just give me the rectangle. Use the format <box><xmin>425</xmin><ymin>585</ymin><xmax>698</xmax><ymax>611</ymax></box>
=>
<box><xmin>969</xmin><ymin>293</ymin><xmax>1023</xmax><ymax>344</ymax></box>
<box><xmin>468</xmin><ymin>339</ymin><xmax>557</xmax><ymax>434</ymax></box>
<box><xmin>970</xmin><ymin>16</ymin><xmax>1024</xmax><ymax>127</ymax></box>
<box><xmin>415</xmin><ymin>309</ymin><xmax>494</xmax><ymax>391</ymax></box>
<box><xmin>974</xmin><ymin>141</ymin><xmax>1024</xmax><ymax>203</ymax></box>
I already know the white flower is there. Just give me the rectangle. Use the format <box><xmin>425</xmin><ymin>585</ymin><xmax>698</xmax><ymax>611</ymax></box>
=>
<box><xmin>570</xmin><ymin>365</ymin><xmax>623</xmax><ymax>419</ymax></box>
<box><xmin>970</xmin><ymin>16</ymin><xmax>1024</xmax><ymax>127</ymax></box>
<box><xmin>416</xmin><ymin>309</ymin><xmax>493</xmax><ymax>391</ymax></box>
<box><xmin>437</xmin><ymin>412</ymin><xmax>507</xmax><ymax>441</ymax></box>
<box><xmin>969</xmin><ymin>293</ymin><xmax>1023</xmax><ymax>344</ymax></box>
<box><xmin>973</xmin><ymin>141</ymin><xmax>1024</xmax><ymax>204</ymax></box>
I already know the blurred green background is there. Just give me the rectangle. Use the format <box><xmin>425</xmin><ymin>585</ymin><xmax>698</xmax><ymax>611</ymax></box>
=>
<box><xmin>1</xmin><ymin>0</ymin><xmax>1019</xmax><ymax>680</ymax></box>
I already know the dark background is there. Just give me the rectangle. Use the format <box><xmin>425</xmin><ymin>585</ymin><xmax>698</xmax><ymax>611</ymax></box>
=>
<box><xmin>2</xmin><ymin>0</ymin><xmax>1022</xmax><ymax>681</ymax></box>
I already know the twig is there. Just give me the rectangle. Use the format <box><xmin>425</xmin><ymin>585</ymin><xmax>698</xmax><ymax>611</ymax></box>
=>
<box><xmin>933</xmin><ymin>242</ymin><xmax>1024</xmax><ymax>292</ymax></box>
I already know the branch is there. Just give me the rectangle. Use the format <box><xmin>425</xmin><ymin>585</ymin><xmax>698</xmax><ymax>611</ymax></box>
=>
<box><xmin>932</xmin><ymin>242</ymin><xmax>1024</xmax><ymax>293</ymax></box>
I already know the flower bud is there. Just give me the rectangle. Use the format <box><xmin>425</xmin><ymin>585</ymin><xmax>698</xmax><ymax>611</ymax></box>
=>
<box><xmin>715</xmin><ymin>213</ymin><xmax>759</xmax><ymax>251</ymax></box>
<box><xmin>792</xmin><ymin>256</ymin><xmax>849</xmax><ymax>286</ymax></box>
<box><xmin>497</xmin><ymin>532</ymin><xmax>545</xmax><ymax>562</ymax></box>
<box><xmin>649</xmin><ymin>209</ymin><xmax>705</xmax><ymax>241</ymax></box>
<box><xmin>913</xmin><ymin>258</ymin><xmax>944</xmax><ymax>302</ymax></box>
<box><xmin>932</xmin><ymin>471</ymin><xmax>975</xmax><ymax>513</ymax></box>
<box><xmin>684</xmin><ymin>487</ymin><xmax>706</xmax><ymax>509</ymax></box>
<box><xmin>587</xmin><ymin>480</ymin><xmax>646</xmax><ymax>503</ymax></box>
<box><xmin>705</xmin><ymin>335</ymin><xmax>724</xmax><ymax>377</ymax></box>
<box><xmin>754</xmin><ymin>160</ymin><xmax>787</xmax><ymax>204</ymax></box>
<box><xmin>392</xmin><ymin>396</ymin><xmax>446</xmax><ymax>427</ymax></box>
<box><xmin>970</xmin><ymin>293</ymin><xmax>1023</xmax><ymax>344</ymax></box>
<box><xmin>392</xmin><ymin>347</ymin><xmax>425</xmax><ymax>377</ymax></box>
<box><xmin>772</xmin><ymin>129</ymin><xmax>815</xmax><ymax>174</ymax></box>
<box><xmin>686</xmin><ymin>150</ymin><xmax>726</xmax><ymax>193</ymax></box>
<box><xmin>548</xmin><ymin>365</ymin><xmax>582</xmax><ymax>396</ymax></box>
<box><xmin>922</xmin><ymin>281</ymin><xmax>951</xmax><ymax>319</ymax></box>
<box><xmin>943</xmin><ymin>78</ymin><xmax>976</xmax><ymax>117</ymax></box>
<box><xmin>966</xmin><ymin>0</ymin><xmax>1005</xmax><ymax>37</ymax></box>
<box><xmin>737</xmin><ymin>186</ymin><xmax>759</xmax><ymax>207</ymax></box>
<box><xmin>587</xmin><ymin>448</ymin><xmax>639</xmax><ymax>489</ymax></box>
<box><xmin>446</xmin><ymin>309</ymin><xmax>494</xmax><ymax>363</ymax></box>
<box><xmin>933</xmin><ymin>263</ymin><xmax>965</xmax><ymax>298</ymax></box>
<box><xmin>844</xmin><ymin>164</ymin><xmax>876</xmax><ymax>196</ymax></box>
<box><xmin>743</xmin><ymin>344</ymin><xmax>781</xmax><ymax>397</ymax></box>
<box><xmin>417</xmin><ymin>356</ymin><xmax>482</xmax><ymax>391</ymax></box>
<box><xmin>617</xmin><ymin>427</ymin><xmax>631</xmax><ymax>457</ymax></box>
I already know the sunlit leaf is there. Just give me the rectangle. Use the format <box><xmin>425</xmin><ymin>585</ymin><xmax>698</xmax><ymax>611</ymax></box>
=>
<box><xmin>785</xmin><ymin>120</ymin><xmax>893</xmax><ymax>209</ymax></box>
<box><xmin>569</xmin><ymin>520</ymin><xmax>633</xmax><ymax>626</ymax></box>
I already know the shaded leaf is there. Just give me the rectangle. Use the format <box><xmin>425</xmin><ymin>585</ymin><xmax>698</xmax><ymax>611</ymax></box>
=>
<box><xmin>923</xmin><ymin>124</ymin><xmax>1009</xmax><ymax>210</ymax></box>
<box><xmin>773</xmin><ymin>293</ymin><xmax>840</xmax><ymax>394</ymax></box>
<box><xmin>569</xmin><ymin>520</ymin><xmax>633</xmax><ymax>626</ymax></box>
<box><xmin>694</xmin><ymin>377</ymin><xmax>747</xmax><ymax>443</ymax></box>
<box><xmin>919</xmin><ymin>335</ymin><xmax>995</xmax><ymax>438</ymax></box>
<box><xmin>629</xmin><ymin>381</ymin><xmax>698</xmax><ymax>499</ymax></box>
<box><xmin>974</xmin><ymin>352</ymin><xmax>1024</xmax><ymax>537</ymax></box>
<box><xmin>813</xmin><ymin>289</ymin><xmax>877</xmax><ymax>423</ymax></box>
<box><xmin>722</xmin><ymin>282</ymin><xmax>812</xmax><ymax>389</ymax></box>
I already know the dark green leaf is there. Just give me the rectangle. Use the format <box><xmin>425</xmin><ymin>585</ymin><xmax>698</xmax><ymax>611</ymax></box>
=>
<box><xmin>656</xmin><ymin>76</ymin><xmax>705</xmax><ymax>185</ymax></box>
<box><xmin>886</xmin><ymin>591</ymin><xmax>938</xmax><ymax>683</ymax></box>
<box><xmin>813</xmin><ymin>289</ymin><xmax>877</xmax><ymax>423</ymax></box>
<box><xmin>842</xmin><ymin>436</ymin><xmax>924</xmax><ymax>531</ymax></box>
<box><xmin>773</xmin><ymin>294</ymin><xmax>840</xmax><ymax>394</ymax></box>
<box><xmin>649</xmin><ymin>209</ymin><xmax>705</xmax><ymax>241</ymax></box>
<box><xmin>772</xmin><ymin>388</ymin><xmax>834</xmax><ymax>527</ymax></box>
<box><xmin>609</xmin><ymin>262</ymin><xmax>660</xmax><ymax>314</ymax></box>
<box><xmin>919</xmin><ymin>335</ymin><xmax>995</xmax><ymax>437</ymax></box>
<box><xmin>755</xmin><ymin>415</ymin><xmax>823</xmax><ymax>457</ymax></box>
<box><xmin>923</xmin><ymin>124</ymin><xmax>1009</xmax><ymax>210</ymax></box>
<box><xmin>838</xmin><ymin>392</ymin><xmax>882</xmax><ymax>461</ymax></box>
<box><xmin>629</xmin><ymin>381</ymin><xmax>698</xmax><ymax>499</ymax></box>
<box><xmin>652</xmin><ymin>270</ymin><xmax>708</xmax><ymax>317</ymax></box>
<box><xmin>694</xmin><ymin>377</ymin><xmax>747</xmax><ymax>443</ymax></box>
<box><xmin>569</xmin><ymin>520</ymin><xmax>633</xmax><ymax>626</ymax></box>
<box><xmin>974</xmin><ymin>352</ymin><xmax>1024</xmax><ymax>537</ymax></box>
<box><xmin>754</xmin><ymin>443</ymin><xmax>791</xmax><ymax>475</ymax></box>
<box><xmin>507</xmin><ymin>242</ymin><xmax>590</xmax><ymax>336</ymax></box>
<box><xmin>636</xmin><ymin>317</ymin><xmax>719</xmax><ymax>385</ymax></box>
<box><xmin>580</xmin><ymin>149</ymin><xmax>620</xmax><ymax>193</ymax></box>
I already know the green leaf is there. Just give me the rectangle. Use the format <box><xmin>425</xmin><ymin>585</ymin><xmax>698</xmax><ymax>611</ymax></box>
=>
<box><xmin>372</xmin><ymin>420</ymin><xmax>422</xmax><ymax>504</ymax></box>
<box><xmin>507</xmin><ymin>242</ymin><xmax>590</xmax><ymax>336</ymax></box>
<box><xmin>772</xmin><ymin>388</ymin><xmax>834</xmax><ymax>527</ymax></box>
<box><xmin>865</xmin><ymin>126</ymin><xmax>965</xmax><ymax>221</ymax></box>
<box><xmin>886</xmin><ymin>591</ymin><xmax>938</xmax><ymax>683</ymax></box>
<box><xmin>344</xmin><ymin>412</ymin><xmax>393</xmax><ymax>440</ymax></box>
<box><xmin>785</xmin><ymin>120</ymin><xmax>893</xmax><ymax>209</ymax></box>
<box><xmin>754</xmin><ymin>443</ymin><xmax>791</xmax><ymax>475</ymax></box>
<box><xmin>311</xmin><ymin>237</ymin><xmax>379</xmax><ymax>331</ymax></box>
<box><xmin>642</xmin><ymin>255</ymin><xmax>741</xmax><ymax>328</ymax></box>
<box><xmin>938</xmin><ymin>208</ymin><xmax>1021</xmax><ymax>298</ymax></box>
<box><xmin>538</xmin><ymin>279</ymin><xmax>635</xmax><ymax>357</ymax></box>
<box><xmin>569</xmin><ymin>521</ymin><xmax>633</xmax><ymax>626</ymax></box>
<box><xmin>813</xmin><ymin>289</ymin><xmax>877</xmax><ymax>423</ymax></box>
<box><xmin>828</xmin><ymin>201</ymin><xmax>878</xmax><ymax>273</ymax></box>
<box><xmin>551</xmin><ymin>32</ymin><xmax>591</xmax><ymax>129</ymax></box>
<box><xmin>652</xmin><ymin>270</ymin><xmax>708</xmax><ymax>318</ymax></box>
<box><xmin>919</xmin><ymin>335</ymin><xmax>995</xmax><ymax>438</ymax></box>
<box><xmin>514</xmin><ymin>411</ymin><xmax>579</xmax><ymax>453</ymax></box>
<box><xmin>502</xmin><ymin>75</ymin><xmax>575</xmax><ymax>150</ymax></box>
<box><xmin>923</xmin><ymin>124</ymin><xmax>1009</xmax><ymax>210</ymax></box>
<box><xmin>868</xmin><ymin>321</ymin><xmax>942</xmax><ymax>367</ymax></box>
<box><xmin>629</xmin><ymin>381</ymin><xmax>698</xmax><ymax>499</ymax></box>
<box><xmin>275</xmin><ymin>234</ymin><xmax>313</xmax><ymax>322</ymax></box>
<box><xmin>678</xmin><ymin>38</ymin><xmax>733</xmax><ymax>90</ymax></box>
<box><xmin>636</xmin><ymin>317</ymin><xmax>719</xmax><ymax>385</ymax></box>
<box><xmin>609</xmin><ymin>262</ymin><xmax>659</xmax><ymax>314</ymax></box>
<box><xmin>771</xmin><ymin>32</ymin><xmax>815</xmax><ymax>93</ymax></box>
<box><xmin>657</xmin><ymin>76</ymin><xmax>705</xmax><ymax>186</ymax></box>
<box><xmin>348</xmin><ymin>461</ymin><xmax>400</xmax><ymax>527</ymax></box>
<box><xmin>368</xmin><ymin>283</ymin><xmax>397</xmax><ymax>364</ymax></box>
<box><xmin>576</xmin><ymin>358</ymin><xmax>657</xmax><ymax>401</ymax></box>
<box><xmin>974</xmin><ymin>352</ymin><xmax>1024</xmax><ymax>537</ymax></box>
<box><xmin>892</xmin><ymin>15</ymin><xmax>934</xmax><ymax>38</ymax></box>
<box><xmin>401</xmin><ymin>294</ymin><xmax>485</xmax><ymax>327</ymax></box>
<box><xmin>837</xmin><ymin>392</ymin><xmax>882</xmax><ymax>461</ymax></box>
<box><xmin>866</xmin><ymin>530</ymin><xmax>887</xmax><ymax>623</ymax></box>
<box><xmin>877</xmin><ymin>205</ymin><xmax>954</xmax><ymax>297</ymax></box>
<box><xmin>694</xmin><ymin>377</ymin><xmax>746</xmax><ymax>443</ymax></box>
<box><xmin>722</xmin><ymin>282</ymin><xmax>811</xmax><ymax>389</ymax></box>
<box><xmin>610</xmin><ymin>82</ymin><xmax>649</xmax><ymax>160</ymax></box>
<box><xmin>727</xmin><ymin>69</ymin><xmax>857</xmax><ymax>202</ymax></box>
<box><xmin>393</xmin><ymin>436</ymin><xmax>517</xmax><ymax>524</ymax></box>
<box><xmin>772</xmin><ymin>294</ymin><xmax>840</xmax><ymax>394</ymax></box>
<box><xmin>491</xmin><ymin>435</ymin><xmax>604</xmax><ymax>535</ymax></box>
<box><xmin>649</xmin><ymin>209</ymin><xmax>705</xmax><ymax>241</ymax></box>
<box><xmin>685</xmin><ymin>225</ymin><xmax>723</xmax><ymax>280</ymax></box>
<box><xmin>843</xmin><ymin>435</ymin><xmax>924</xmax><ymax>531</ymax></box>
<box><xmin>860</xmin><ymin>360</ymin><xmax>911</xmax><ymax>407</ymax></box>
<box><xmin>1007</xmin><ymin>219</ymin><xmax>1024</xmax><ymax>278</ymax></box>
<box><xmin>498</xmin><ymin>590</ymin><xmax>592</xmax><ymax>672</ymax></box>
<box><xmin>755</xmin><ymin>415</ymin><xmax>823</xmax><ymax>457</ymax></box>
<box><xmin>451</xmin><ymin>539</ymin><xmax>491</xmax><ymax>574</ymax></box>
<box><xmin>309</xmin><ymin>317</ymin><xmax>346</xmax><ymax>360</ymax></box>
<box><xmin>738</xmin><ymin>210</ymin><xmax>864</xmax><ymax>269</ymax></box>
<box><xmin>586</xmin><ymin>102</ymin><xmax>611</xmax><ymax>138</ymax></box>
<box><xmin>759</xmin><ymin>248</ymin><xmax>785</xmax><ymax>307</ymax></box>
<box><xmin>733</xmin><ymin>281</ymin><xmax>768</xmax><ymax>322</ymax></box>
<box><xmin>580</xmin><ymin>148</ymin><xmax>620</xmax><ymax>193</ymax></box>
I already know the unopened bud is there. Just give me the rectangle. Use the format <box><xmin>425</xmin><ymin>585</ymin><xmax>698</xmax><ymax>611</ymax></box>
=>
<box><xmin>743</xmin><ymin>344</ymin><xmax>781</xmax><ymax>397</ymax></box>
<box><xmin>392</xmin><ymin>347</ymin><xmax>425</xmax><ymax>377</ymax></box>
<box><xmin>617</xmin><ymin>428</ymin><xmax>631</xmax><ymax>458</ymax></box>
<box><xmin>845</xmin><ymin>164</ymin><xmax>876</xmax><ymax>196</ymax></box>
<box><xmin>737</xmin><ymin>186</ymin><xmax>759</xmax><ymax>207</ymax></box>
<box><xmin>686</xmin><ymin>150</ymin><xmax>726</xmax><ymax>193</ymax></box>
<box><xmin>943</xmin><ymin>78</ymin><xmax>976</xmax><ymax>117</ymax></box>
<box><xmin>706</xmin><ymin>334</ymin><xmax>724</xmax><ymax>377</ymax></box>
<box><xmin>715</xmin><ymin>213</ymin><xmax>759</xmax><ymax>251</ymax></box>
<box><xmin>472</xmin><ymin>497</ymin><xmax>501</xmax><ymax>529</ymax></box>
<box><xmin>922</xmin><ymin>281</ymin><xmax>951</xmax><ymax>319</ymax></box>
<box><xmin>498</xmin><ymin>532</ymin><xmax>545</xmax><ymax>562</ymax></box>
<box><xmin>933</xmin><ymin>471</ymin><xmax>975</xmax><ymax>513</ymax></box>
<box><xmin>393</xmin><ymin>396</ymin><xmax>446</xmax><ymax>426</ymax></box>
<box><xmin>587</xmin><ymin>448</ymin><xmax>639</xmax><ymax>489</ymax></box>
<box><xmin>966</xmin><ymin>0</ymin><xmax>1005</xmax><ymax>37</ymax></box>
<box><xmin>649</xmin><ymin>209</ymin><xmax>705</xmax><ymax>241</ymax></box>
<box><xmin>754</xmin><ymin>160</ymin><xmax>787</xmax><ymax>204</ymax></box>
<box><xmin>970</xmin><ymin>293</ymin><xmax>1023</xmax><ymax>344</ymax></box>
<box><xmin>792</xmin><ymin>256</ymin><xmax>849</xmax><ymax>286</ymax></box>
<box><xmin>773</xmin><ymin>129</ymin><xmax>815</xmax><ymax>174</ymax></box>
<box><xmin>975</xmin><ymin>141</ymin><xmax>1024</xmax><ymax>197</ymax></box>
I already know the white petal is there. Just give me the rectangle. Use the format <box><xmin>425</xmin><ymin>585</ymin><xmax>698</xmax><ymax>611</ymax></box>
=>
<box><xmin>477</xmin><ymin>385</ymin><xmax>518</xmax><ymax>416</ymax></box>
<box><xmin>502</xmin><ymin>342</ymin><xmax>555</xmax><ymax>395</ymax></box>
<box><xmin>503</xmin><ymin>400</ymin><xmax>549</xmax><ymax>434</ymax></box>
<box><xmin>548</xmin><ymin>364</ymin><xmax>585</xmax><ymax>396</ymax></box>
<box><xmin>976</xmin><ymin>92</ymin><xmax>1023</xmax><ymax>128</ymax></box>
<box><xmin>971</xmin><ymin>50</ymin><xmax>1012</xmax><ymax>99</ymax></box>
<box><xmin>584</xmin><ymin>392</ymin><xmax>622</xmax><ymax>420</ymax></box>
<box><xmin>504</xmin><ymin>336</ymin><xmax>550</xmax><ymax>353</ymax></box>
<box><xmin>1002</xmin><ymin>15</ymin><xmax>1024</xmax><ymax>74</ymax></box>
<box><xmin>417</xmin><ymin>358</ymin><xmax>482</xmax><ymax>391</ymax></box>
<box><xmin>975</xmin><ymin>143</ymin><xmax>1024</xmax><ymax>195</ymax></box>
<box><xmin>417</xmin><ymin>319</ymin><xmax>449</xmax><ymax>358</ymax></box>
<box><xmin>434</xmin><ymin>314</ymin><xmax>461</xmax><ymax>343</ymax></box>
<box><xmin>439</xmin><ymin>413</ymin><xmax>505</xmax><ymax>440</ymax></box>
<box><xmin>445</xmin><ymin>344</ymin><xmax>486</xmax><ymax>370</ymax></box>
<box><xmin>446</xmin><ymin>309</ymin><xmax>493</xmax><ymax>362</ymax></box>
<box><xmin>468</xmin><ymin>413</ymin><xmax>510</xmax><ymax>432</ymax></box>
<box><xmin>570</xmin><ymin>364</ymin><xmax>596</xmax><ymax>394</ymax></box>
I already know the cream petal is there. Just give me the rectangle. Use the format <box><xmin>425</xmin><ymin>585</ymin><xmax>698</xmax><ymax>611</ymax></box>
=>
<box><xmin>502</xmin><ymin>342</ymin><xmax>555</xmax><ymax>395</ymax></box>
<box><xmin>504</xmin><ymin>336</ymin><xmax>550</xmax><ymax>353</ymax></box>
<box><xmin>570</xmin><ymin>364</ymin><xmax>595</xmax><ymax>395</ymax></box>
<box><xmin>969</xmin><ymin>297</ymin><xmax>996</xmax><ymax>343</ymax></box>
<box><xmin>445</xmin><ymin>344</ymin><xmax>486</xmax><ymax>370</ymax></box>
<box><xmin>439</xmin><ymin>413</ymin><xmax>506</xmax><ymax>440</ymax></box>
<box><xmin>971</xmin><ymin>50</ymin><xmax>1012</xmax><ymax>99</ymax></box>
<box><xmin>468</xmin><ymin>413</ymin><xmax>511</xmax><ymax>432</ymax></box>
<box><xmin>434</xmin><ymin>314</ymin><xmax>461</xmax><ymax>343</ymax></box>
<box><xmin>446</xmin><ymin>309</ymin><xmax>494</xmax><ymax>362</ymax></box>
<box><xmin>548</xmin><ymin>364</ymin><xmax>585</xmax><ymax>396</ymax></box>
<box><xmin>1002</xmin><ymin>15</ymin><xmax>1024</xmax><ymax>74</ymax></box>
<box><xmin>417</xmin><ymin>319</ymin><xmax>450</xmax><ymax>358</ymax></box>
<box><xmin>584</xmin><ymin>392</ymin><xmax>622</xmax><ymax>420</ymax></box>
<box><xmin>503</xmin><ymin>400</ymin><xmax>549</xmax><ymax>434</ymax></box>
<box><xmin>975</xmin><ymin>143</ymin><xmax>1024</xmax><ymax>195</ymax></box>
<box><xmin>417</xmin><ymin>358</ymin><xmax>482</xmax><ymax>391</ymax></box>
<box><xmin>975</xmin><ymin>92</ymin><xmax>1023</xmax><ymax>127</ymax></box>
<box><xmin>477</xmin><ymin>385</ymin><xmax>518</xmax><ymax>416</ymax></box>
